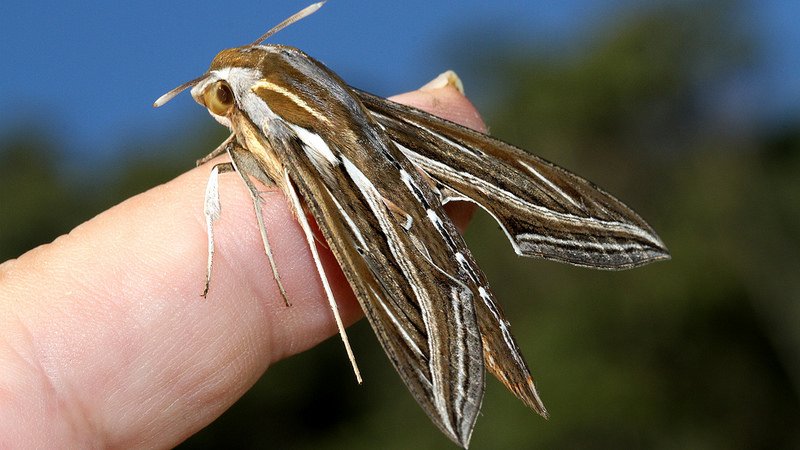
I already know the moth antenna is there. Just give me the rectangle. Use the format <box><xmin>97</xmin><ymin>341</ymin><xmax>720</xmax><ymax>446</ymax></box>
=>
<box><xmin>249</xmin><ymin>1</ymin><xmax>326</xmax><ymax>46</ymax></box>
<box><xmin>153</xmin><ymin>74</ymin><xmax>205</xmax><ymax>108</ymax></box>
<box><xmin>154</xmin><ymin>2</ymin><xmax>325</xmax><ymax>107</ymax></box>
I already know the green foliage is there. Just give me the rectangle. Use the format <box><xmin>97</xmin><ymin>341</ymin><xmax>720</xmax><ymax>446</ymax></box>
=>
<box><xmin>0</xmin><ymin>131</ymin><xmax>98</xmax><ymax>259</ymax></box>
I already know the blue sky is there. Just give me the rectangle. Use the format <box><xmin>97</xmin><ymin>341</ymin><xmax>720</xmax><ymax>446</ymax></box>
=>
<box><xmin>0</xmin><ymin>0</ymin><xmax>797</xmax><ymax>159</ymax></box>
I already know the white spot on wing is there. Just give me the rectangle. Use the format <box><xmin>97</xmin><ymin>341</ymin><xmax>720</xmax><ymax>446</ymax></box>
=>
<box><xmin>402</xmin><ymin>214</ymin><xmax>413</xmax><ymax>230</ymax></box>
<box><xmin>289</xmin><ymin>124</ymin><xmax>339</xmax><ymax>171</ymax></box>
<box><xmin>426</xmin><ymin>209</ymin><xmax>444</xmax><ymax>228</ymax></box>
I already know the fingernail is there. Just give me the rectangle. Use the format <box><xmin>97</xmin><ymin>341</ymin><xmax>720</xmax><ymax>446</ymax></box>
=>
<box><xmin>420</xmin><ymin>70</ymin><xmax>465</xmax><ymax>94</ymax></box>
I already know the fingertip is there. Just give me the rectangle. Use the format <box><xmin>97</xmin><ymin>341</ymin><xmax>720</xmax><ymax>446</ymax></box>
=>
<box><xmin>419</xmin><ymin>70</ymin><xmax>465</xmax><ymax>94</ymax></box>
<box><xmin>389</xmin><ymin>83</ymin><xmax>487</xmax><ymax>134</ymax></box>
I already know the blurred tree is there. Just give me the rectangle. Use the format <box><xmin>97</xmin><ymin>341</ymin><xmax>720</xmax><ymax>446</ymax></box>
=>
<box><xmin>0</xmin><ymin>130</ymin><xmax>89</xmax><ymax>259</ymax></box>
<box><xmin>0</xmin><ymin>124</ymin><xmax>225</xmax><ymax>260</ymax></box>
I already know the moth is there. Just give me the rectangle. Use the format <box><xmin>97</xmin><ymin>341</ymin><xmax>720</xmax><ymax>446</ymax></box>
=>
<box><xmin>155</xmin><ymin>3</ymin><xmax>669</xmax><ymax>447</ymax></box>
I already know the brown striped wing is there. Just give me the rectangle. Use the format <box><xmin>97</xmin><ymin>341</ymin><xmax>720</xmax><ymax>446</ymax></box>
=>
<box><xmin>356</xmin><ymin>90</ymin><xmax>670</xmax><ymax>270</ymax></box>
<box><xmin>234</xmin><ymin>46</ymin><xmax>493</xmax><ymax>447</ymax></box>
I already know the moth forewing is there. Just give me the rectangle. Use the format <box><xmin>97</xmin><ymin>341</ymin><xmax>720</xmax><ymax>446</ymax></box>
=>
<box><xmin>238</xmin><ymin>47</ymin><xmax>489</xmax><ymax>445</ymax></box>
<box><xmin>355</xmin><ymin>89</ymin><xmax>670</xmax><ymax>269</ymax></box>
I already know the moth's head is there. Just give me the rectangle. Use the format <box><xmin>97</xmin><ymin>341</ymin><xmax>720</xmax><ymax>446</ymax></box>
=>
<box><xmin>184</xmin><ymin>48</ymin><xmax>264</xmax><ymax>128</ymax></box>
<box><xmin>152</xmin><ymin>2</ymin><xmax>324</xmax><ymax>116</ymax></box>
<box><xmin>189</xmin><ymin>70</ymin><xmax>236</xmax><ymax>128</ymax></box>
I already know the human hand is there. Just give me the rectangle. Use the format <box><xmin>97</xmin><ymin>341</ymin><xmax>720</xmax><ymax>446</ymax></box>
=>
<box><xmin>0</xmin><ymin>72</ymin><xmax>485</xmax><ymax>447</ymax></box>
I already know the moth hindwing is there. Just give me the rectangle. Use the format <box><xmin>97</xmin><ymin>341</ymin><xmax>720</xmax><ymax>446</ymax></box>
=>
<box><xmin>154</xmin><ymin>3</ymin><xmax>669</xmax><ymax>448</ymax></box>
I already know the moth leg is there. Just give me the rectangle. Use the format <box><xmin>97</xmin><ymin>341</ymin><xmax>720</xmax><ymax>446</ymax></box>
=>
<box><xmin>202</xmin><ymin>161</ymin><xmax>235</xmax><ymax>298</ymax></box>
<box><xmin>281</xmin><ymin>168</ymin><xmax>363</xmax><ymax>384</ymax></box>
<box><xmin>196</xmin><ymin>133</ymin><xmax>235</xmax><ymax>166</ymax></box>
<box><xmin>227</xmin><ymin>145</ymin><xmax>292</xmax><ymax>307</ymax></box>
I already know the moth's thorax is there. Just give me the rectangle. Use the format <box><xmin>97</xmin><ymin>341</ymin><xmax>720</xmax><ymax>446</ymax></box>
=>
<box><xmin>192</xmin><ymin>43</ymin><xmax>361</xmax><ymax>140</ymax></box>
<box><xmin>208</xmin><ymin>46</ymin><xmax>270</xmax><ymax>71</ymax></box>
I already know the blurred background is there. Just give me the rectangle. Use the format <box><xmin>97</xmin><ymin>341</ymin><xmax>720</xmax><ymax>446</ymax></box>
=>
<box><xmin>2</xmin><ymin>0</ymin><xmax>799</xmax><ymax>448</ymax></box>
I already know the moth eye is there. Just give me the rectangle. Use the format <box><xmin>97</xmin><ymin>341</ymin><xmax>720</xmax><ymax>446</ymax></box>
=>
<box><xmin>204</xmin><ymin>81</ymin><xmax>234</xmax><ymax>116</ymax></box>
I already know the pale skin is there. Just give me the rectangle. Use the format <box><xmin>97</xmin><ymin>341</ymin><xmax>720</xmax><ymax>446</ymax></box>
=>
<box><xmin>0</xmin><ymin>82</ymin><xmax>486</xmax><ymax>447</ymax></box>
